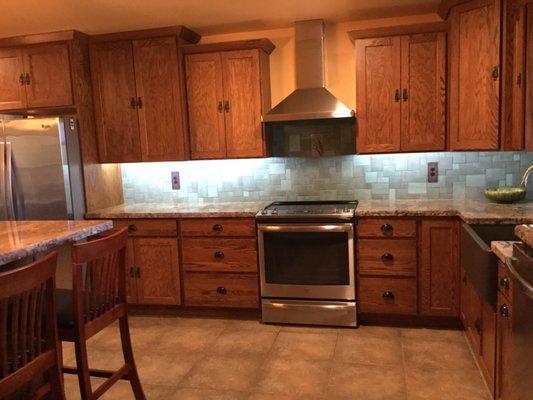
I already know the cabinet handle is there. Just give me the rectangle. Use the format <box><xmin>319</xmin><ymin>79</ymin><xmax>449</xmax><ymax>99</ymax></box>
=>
<box><xmin>381</xmin><ymin>253</ymin><xmax>394</xmax><ymax>262</ymax></box>
<box><xmin>491</xmin><ymin>66</ymin><xmax>500</xmax><ymax>81</ymax></box>
<box><xmin>24</xmin><ymin>73</ymin><xmax>30</xmax><ymax>85</ymax></box>
<box><xmin>224</xmin><ymin>100</ymin><xmax>230</xmax><ymax>112</ymax></box>
<box><xmin>394</xmin><ymin>89</ymin><xmax>401</xmax><ymax>102</ymax></box>
<box><xmin>217</xmin><ymin>101</ymin><xmax>223</xmax><ymax>113</ymax></box>
<box><xmin>128</xmin><ymin>224</ymin><xmax>138</xmax><ymax>232</ymax></box>
<box><xmin>136</xmin><ymin>267</ymin><xmax>141</xmax><ymax>278</ymax></box>
<box><xmin>137</xmin><ymin>97</ymin><xmax>143</xmax><ymax>109</ymax></box>
<box><xmin>382</xmin><ymin>291</ymin><xmax>395</xmax><ymax>300</ymax></box>
<box><xmin>381</xmin><ymin>224</ymin><xmax>393</xmax><ymax>234</ymax></box>
<box><xmin>499</xmin><ymin>276</ymin><xmax>510</xmax><ymax>288</ymax></box>
<box><xmin>130</xmin><ymin>97</ymin><xmax>137</xmax><ymax>109</ymax></box>
<box><xmin>213</xmin><ymin>224</ymin><xmax>223</xmax><ymax>232</ymax></box>
<box><xmin>216</xmin><ymin>286</ymin><xmax>227</xmax><ymax>295</ymax></box>
<box><xmin>129</xmin><ymin>267</ymin><xmax>135</xmax><ymax>278</ymax></box>
<box><xmin>19</xmin><ymin>73</ymin><xmax>25</xmax><ymax>85</ymax></box>
<box><xmin>402</xmin><ymin>89</ymin><xmax>409</xmax><ymax>101</ymax></box>
<box><xmin>500</xmin><ymin>304</ymin><xmax>509</xmax><ymax>317</ymax></box>
<box><xmin>214</xmin><ymin>251</ymin><xmax>225</xmax><ymax>259</ymax></box>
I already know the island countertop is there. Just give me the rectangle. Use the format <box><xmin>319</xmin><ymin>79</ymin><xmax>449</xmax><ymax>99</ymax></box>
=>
<box><xmin>0</xmin><ymin>220</ymin><xmax>113</xmax><ymax>267</ymax></box>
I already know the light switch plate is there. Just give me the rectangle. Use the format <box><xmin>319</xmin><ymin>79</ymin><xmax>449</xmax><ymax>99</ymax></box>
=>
<box><xmin>427</xmin><ymin>162</ymin><xmax>438</xmax><ymax>183</ymax></box>
<box><xmin>171</xmin><ymin>171</ymin><xmax>180</xmax><ymax>190</ymax></box>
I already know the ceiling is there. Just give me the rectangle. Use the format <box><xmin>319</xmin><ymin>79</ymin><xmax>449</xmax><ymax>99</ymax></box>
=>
<box><xmin>0</xmin><ymin>0</ymin><xmax>441</xmax><ymax>38</ymax></box>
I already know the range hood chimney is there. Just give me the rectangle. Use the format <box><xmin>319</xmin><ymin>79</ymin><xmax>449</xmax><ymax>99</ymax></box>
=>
<box><xmin>262</xmin><ymin>19</ymin><xmax>355</xmax><ymax>122</ymax></box>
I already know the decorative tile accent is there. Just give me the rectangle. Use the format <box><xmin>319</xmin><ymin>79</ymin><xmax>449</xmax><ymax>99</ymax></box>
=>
<box><xmin>120</xmin><ymin>152</ymin><xmax>533</xmax><ymax>204</ymax></box>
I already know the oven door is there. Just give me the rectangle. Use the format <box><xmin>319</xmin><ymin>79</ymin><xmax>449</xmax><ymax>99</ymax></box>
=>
<box><xmin>258</xmin><ymin>223</ymin><xmax>355</xmax><ymax>300</ymax></box>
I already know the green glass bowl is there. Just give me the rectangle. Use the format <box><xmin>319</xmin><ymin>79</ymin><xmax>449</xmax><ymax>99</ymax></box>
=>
<box><xmin>484</xmin><ymin>186</ymin><xmax>526</xmax><ymax>203</ymax></box>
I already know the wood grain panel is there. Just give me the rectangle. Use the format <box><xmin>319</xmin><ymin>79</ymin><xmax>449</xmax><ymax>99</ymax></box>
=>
<box><xmin>400</xmin><ymin>33</ymin><xmax>446</xmax><ymax>151</ymax></box>
<box><xmin>125</xmin><ymin>238</ymin><xmax>138</xmax><ymax>303</ymax></box>
<box><xmin>526</xmin><ymin>3</ymin><xmax>533</xmax><ymax>150</ymax></box>
<box><xmin>221</xmin><ymin>49</ymin><xmax>265</xmax><ymax>158</ymax></box>
<box><xmin>419</xmin><ymin>219</ymin><xmax>460</xmax><ymax>317</ymax></box>
<box><xmin>182</xmin><ymin>238</ymin><xmax>257</xmax><ymax>273</ymax></box>
<box><xmin>449</xmin><ymin>0</ymin><xmax>501</xmax><ymax>150</ymax></box>
<box><xmin>89</xmin><ymin>41</ymin><xmax>141</xmax><ymax>162</ymax></box>
<box><xmin>358</xmin><ymin>218</ymin><xmax>417</xmax><ymax>238</ymax></box>
<box><xmin>496</xmin><ymin>291</ymin><xmax>513</xmax><ymax>400</ymax></box>
<box><xmin>497</xmin><ymin>260</ymin><xmax>514</xmax><ymax>302</ymax></box>
<box><xmin>22</xmin><ymin>44</ymin><xmax>73</xmax><ymax>108</ymax></box>
<box><xmin>479</xmin><ymin>299</ymin><xmax>496</xmax><ymax>393</ymax></box>
<box><xmin>0</xmin><ymin>48</ymin><xmax>26</xmax><ymax>110</ymax></box>
<box><xmin>355</xmin><ymin>36</ymin><xmax>401</xmax><ymax>153</ymax></box>
<box><xmin>358</xmin><ymin>239</ymin><xmax>417</xmax><ymax>277</ymax></box>
<box><xmin>180</xmin><ymin>218</ymin><xmax>256</xmax><ymax>237</ymax></box>
<box><xmin>185</xmin><ymin>52</ymin><xmax>226</xmax><ymax>159</ymax></box>
<box><xmin>184</xmin><ymin>272</ymin><xmax>259</xmax><ymax>308</ymax></box>
<box><xmin>359</xmin><ymin>277</ymin><xmax>417</xmax><ymax>315</ymax></box>
<box><xmin>134</xmin><ymin>237</ymin><xmax>181</xmax><ymax>305</ymax></box>
<box><xmin>113</xmin><ymin>219</ymin><xmax>177</xmax><ymax>237</ymax></box>
<box><xmin>133</xmin><ymin>36</ymin><xmax>187</xmax><ymax>161</ymax></box>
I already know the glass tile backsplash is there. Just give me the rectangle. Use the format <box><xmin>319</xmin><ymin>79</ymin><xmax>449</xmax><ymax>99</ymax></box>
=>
<box><xmin>121</xmin><ymin>152</ymin><xmax>533</xmax><ymax>204</ymax></box>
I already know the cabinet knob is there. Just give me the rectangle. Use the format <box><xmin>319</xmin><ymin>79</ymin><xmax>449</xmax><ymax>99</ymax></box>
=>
<box><xmin>381</xmin><ymin>253</ymin><xmax>394</xmax><ymax>262</ymax></box>
<box><xmin>19</xmin><ymin>73</ymin><xmax>25</xmax><ymax>85</ymax></box>
<box><xmin>224</xmin><ymin>100</ymin><xmax>230</xmax><ymax>112</ymax></box>
<box><xmin>402</xmin><ymin>89</ymin><xmax>409</xmax><ymax>101</ymax></box>
<box><xmin>381</xmin><ymin>224</ymin><xmax>393</xmax><ymax>234</ymax></box>
<box><xmin>216</xmin><ymin>286</ymin><xmax>227</xmax><ymax>295</ymax></box>
<box><xmin>394</xmin><ymin>89</ymin><xmax>401</xmax><ymax>102</ymax></box>
<box><xmin>130</xmin><ymin>97</ymin><xmax>137</xmax><ymax>109</ymax></box>
<box><xmin>499</xmin><ymin>304</ymin><xmax>509</xmax><ymax>317</ymax></box>
<box><xmin>491</xmin><ymin>66</ymin><xmax>500</xmax><ymax>81</ymax></box>
<box><xmin>382</xmin><ymin>291</ymin><xmax>395</xmax><ymax>300</ymax></box>
<box><xmin>128</xmin><ymin>224</ymin><xmax>138</xmax><ymax>232</ymax></box>
<box><xmin>499</xmin><ymin>277</ymin><xmax>510</xmax><ymax>288</ymax></box>
<box><xmin>129</xmin><ymin>267</ymin><xmax>135</xmax><ymax>278</ymax></box>
<box><xmin>136</xmin><ymin>267</ymin><xmax>141</xmax><ymax>278</ymax></box>
<box><xmin>213</xmin><ymin>224</ymin><xmax>223</xmax><ymax>232</ymax></box>
<box><xmin>214</xmin><ymin>251</ymin><xmax>225</xmax><ymax>259</ymax></box>
<box><xmin>24</xmin><ymin>73</ymin><xmax>30</xmax><ymax>85</ymax></box>
<box><xmin>217</xmin><ymin>101</ymin><xmax>223</xmax><ymax>113</ymax></box>
<box><xmin>137</xmin><ymin>97</ymin><xmax>143</xmax><ymax>109</ymax></box>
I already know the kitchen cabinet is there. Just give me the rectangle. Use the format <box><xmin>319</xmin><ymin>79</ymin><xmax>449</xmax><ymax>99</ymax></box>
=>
<box><xmin>0</xmin><ymin>44</ymin><xmax>72</xmax><ymax>111</ymax></box>
<box><xmin>495</xmin><ymin>261</ymin><xmax>513</xmax><ymax>400</ymax></box>
<box><xmin>419</xmin><ymin>219</ymin><xmax>460</xmax><ymax>317</ymax></box>
<box><xmin>183</xmin><ymin>40</ymin><xmax>273</xmax><ymax>160</ymax></box>
<box><xmin>526</xmin><ymin>2</ymin><xmax>533</xmax><ymax>151</ymax></box>
<box><xmin>449</xmin><ymin>0</ymin><xmax>501</xmax><ymax>150</ymax></box>
<box><xmin>460</xmin><ymin>268</ymin><xmax>482</xmax><ymax>354</ymax></box>
<box><xmin>354</xmin><ymin>28</ymin><xmax>446</xmax><ymax>153</ymax></box>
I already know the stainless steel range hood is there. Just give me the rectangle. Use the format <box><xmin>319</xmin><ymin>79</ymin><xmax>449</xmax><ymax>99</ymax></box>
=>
<box><xmin>262</xmin><ymin>19</ymin><xmax>355</xmax><ymax>123</ymax></box>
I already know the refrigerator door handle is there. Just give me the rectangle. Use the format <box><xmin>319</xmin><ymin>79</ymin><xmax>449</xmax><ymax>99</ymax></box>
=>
<box><xmin>4</xmin><ymin>142</ymin><xmax>15</xmax><ymax>220</ymax></box>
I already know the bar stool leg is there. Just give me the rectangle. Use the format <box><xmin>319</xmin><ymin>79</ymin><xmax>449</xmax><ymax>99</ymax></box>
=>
<box><xmin>74</xmin><ymin>336</ymin><xmax>93</xmax><ymax>400</ymax></box>
<box><xmin>48</xmin><ymin>361</ymin><xmax>66</xmax><ymax>400</ymax></box>
<box><xmin>119</xmin><ymin>316</ymin><xmax>146</xmax><ymax>400</ymax></box>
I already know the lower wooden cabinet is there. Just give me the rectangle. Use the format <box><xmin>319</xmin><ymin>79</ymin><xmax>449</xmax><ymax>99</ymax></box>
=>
<box><xmin>496</xmin><ymin>291</ymin><xmax>513</xmax><ymax>400</ymax></box>
<box><xmin>359</xmin><ymin>276</ymin><xmax>417</xmax><ymax>315</ymax></box>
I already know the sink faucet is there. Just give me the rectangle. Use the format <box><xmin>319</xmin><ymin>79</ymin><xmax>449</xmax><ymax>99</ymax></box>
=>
<box><xmin>521</xmin><ymin>165</ymin><xmax>533</xmax><ymax>188</ymax></box>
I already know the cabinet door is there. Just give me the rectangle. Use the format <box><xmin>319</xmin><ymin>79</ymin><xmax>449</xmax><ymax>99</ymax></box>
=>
<box><xmin>133</xmin><ymin>37</ymin><xmax>187</xmax><ymax>161</ymax></box>
<box><xmin>89</xmin><ymin>41</ymin><xmax>142</xmax><ymax>162</ymax></box>
<box><xmin>462</xmin><ymin>272</ymin><xmax>482</xmax><ymax>354</ymax></box>
<box><xmin>355</xmin><ymin>37</ymin><xmax>402</xmax><ymax>153</ymax></box>
<box><xmin>125</xmin><ymin>237</ymin><xmax>138</xmax><ymax>304</ymax></box>
<box><xmin>496</xmin><ymin>291</ymin><xmax>512</xmax><ymax>400</ymax></box>
<box><xmin>480</xmin><ymin>299</ymin><xmax>496</xmax><ymax>395</ymax></box>
<box><xmin>22</xmin><ymin>44</ymin><xmax>73</xmax><ymax>108</ymax></box>
<box><xmin>221</xmin><ymin>50</ymin><xmax>264</xmax><ymax>158</ymax></box>
<box><xmin>185</xmin><ymin>52</ymin><xmax>226</xmax><ymax>159</ymax></box>
<box><xmin>133</xmin><ymin>237</ymin><xmax>181</xmax><ymax>305</ymax></box>
<box><xmin>419</xmin><ymin>219</ymin><xmax>460</xmax><ymax>317</ymax></box>
<box><xmin>449</xmin><ymin>0</ymin><xmax>501</xmax><ymax>150</ymax></box>
<box><xmin>0</xmin><ymin>48</ymin><xmax>26</xmax><ymax>110</ymax></box>
<box><xmin>526</xmin><ymin>3</ymin><xmax>533</xmax><ymax>151</ymax></box>
<box><xmin>400</xmin><ymin>33</ymin><xmax>446</xmax><ymax>151</ymax></box>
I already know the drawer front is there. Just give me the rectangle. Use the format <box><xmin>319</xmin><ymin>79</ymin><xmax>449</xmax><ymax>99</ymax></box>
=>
<box><xmin>359</xmin><ymin>277</ymin><xmax>417</xmax><ymax>315</ymax></box>
<box><xmin>497</xmin><ymin>260</ymin><xmax>513</xmax><ymax>302</ymax></box>
<box><xmin>358</xmin><ymin>218</ymin><xmax>417</xmax><ymax>238</ymax></box>
<box><xmin>182</xmin><ymin>238</ymin><xmax>258</xmax><ymax>273</ymax></box>
<box><xmin>114</xmin><ymin>219</ymin><xmax>177</xmax><ymax>237</ymax></box>
<box><xmin>184</xmin><ymin>272</ymin><xmax>259</xmax><ymax>308</ymax></box>
<box><xmin>181</xmin><ymin>218</ymin><xmax>256</xmax><ymax>237</ymax></box>
<box><xmin>358</xmin><ymin>239</ymin><xmax>417</xmax><ymax>277</ymax></box>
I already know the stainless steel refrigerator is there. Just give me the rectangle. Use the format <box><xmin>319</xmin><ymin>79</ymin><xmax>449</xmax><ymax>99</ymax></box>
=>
<box><xmin>0</xmin><ymin>115</ymin><xmax>85</xmax><ymax>221</ymax></box>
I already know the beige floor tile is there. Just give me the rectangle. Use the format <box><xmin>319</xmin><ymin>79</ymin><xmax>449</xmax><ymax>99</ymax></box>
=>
<box><xmin>179</xmin><ymin>355</ymin><xmax>264</xmax><ymax>392</ymax></box>
<box><xmin>162</xmin><ymin>316</ymin><xmax>233</xmax><ymax>329</ymax></box>
<box><xmin>352</xmin><ymin>325</ymin><xmax>402</xmax><ymax>339</ymax></box>
<box><xmin>135</xmin><ymin>351</ymin><xmax>203</xmax><ymax>386</ymax></box>
<box><xmin>402</xmin><ymin>337</ymin><xmax>478</xmax><ymax>370</ymax></box>
<box><xmin>280</xmin><ymin>324</ymin><xmax>341</xmax><ymax>335</ymax></box>
<box><xmin>334</xmin><ymin>330</ymin><xmax>403</xmax><ymax>366</ymax></box>
<box><xmin>225</xmin><ymin>319</ymin><xmax>281</xmax><ymax>332</ymax></box>
<box><xmin>325</xmin><ymin>362</ymin><xmax>407</xmax><ymax>400</ymax></box>
<box><xmin>211</xmin><ymin>329</ymin><xmax>278</xmax><ymax>356</ymax></box>
<box><xmin>405</xmin><ymin>367</ymin><xmax>491</xmax><ymax>400</ymax></box>
<box><xmin>255</xmin><ymin>358</ymin><xmax>330</xmax><ymax>396</ymax></box>
<box><xmin>150</xmin><ymin>325</ymin><xmax>225</xmax><ymax>354</ymax></box>
<box><xmin>270</xmin><ymin>331</ymin><xmax>337</xmax><ymax>361</ymax></box>
<box><xmin>247</xmin><ymin>393</ymin><xmax>325</xmax><ymax>400</ymax></box>
<box><xmin>400</xmin><ymin>327</ymin><xmax>466</xmax><ymax>343</ymax></box>
<box><xmin>169</xmin><ymin>388</ymin><xmax>249</xmax><ymax>400</ymax></box>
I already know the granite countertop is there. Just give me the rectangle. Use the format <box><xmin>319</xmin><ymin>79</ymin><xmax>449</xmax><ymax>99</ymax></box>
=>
<box><xmin>0</xmin><ymin>220</ymin><xmax>113</xmax><ymax>267</ymax></box>
<box><xmin>86</xmin><ymin>199</ymin><xmax>533</xmax><ymax>224</ymax></box>
<box><xmin>491</xmin><ymin>241</ymin><xmax>518</xmax><ymax>264</ymax></box>
<box><xmin>515</xmin><ymin>224</ymin><xmax>533</xmax><ymax>247</ymax></box>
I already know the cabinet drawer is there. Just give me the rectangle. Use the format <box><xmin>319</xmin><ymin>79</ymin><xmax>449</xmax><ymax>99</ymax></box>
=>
<box><xmin>497</xmin><ymin>260</ymin><xmax>513</xmax><ymax>302</ymax></box>
<box><xmin>358</xmin><ymin>218</ymin><xmax>417</xmax><ymax>238</ymax></box>
<box><xmin>114</xmin><ymin>219</ymin><xmax>177</xmax><ymax>237</ymax></box>
<box><xmin>182</xmin><ymin>238</ymin><xmax>258</xmax><ymax>273</ymax></box>
<box><xmin>358</xmin><ymin>239</ymin><xmax>417</xmax><ymax>277</ymax></box>
<box><xmin>181</xmin><ymin>218</ymin><xmax>256</xmax><ymax>237</ymax></box>
<box><xmin>359</xmin><ymin>277</ymin><xmax>417</xmax><ymax>315</ymax></box>
<box><xmin>184</xmin><ymin>272</ymin><xmax>259</xmax><ymax>308</ymax></box>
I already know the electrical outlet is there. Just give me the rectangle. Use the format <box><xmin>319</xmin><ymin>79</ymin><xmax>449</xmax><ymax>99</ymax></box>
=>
<box><xmin>171</xmin><ymin>171</ymin><xmax>180</xmax><ymax>190</ymax></box>
<box><xmin>427</xmin><ymin>162</ymin><xmax>438</xmax><ymax>183</ymax></box>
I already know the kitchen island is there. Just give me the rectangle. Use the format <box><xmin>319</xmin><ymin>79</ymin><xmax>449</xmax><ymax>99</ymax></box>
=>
<box><xmin>0</xmin><ymin>220</ymin><xmax>113</xmax><ymax>267</ymax></box>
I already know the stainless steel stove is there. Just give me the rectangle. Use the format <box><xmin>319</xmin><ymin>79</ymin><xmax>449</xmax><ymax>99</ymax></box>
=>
<box><xmin>256</xmin><ymin>201</ymin><xmax>358</xmax><ymax>327</ymax></box>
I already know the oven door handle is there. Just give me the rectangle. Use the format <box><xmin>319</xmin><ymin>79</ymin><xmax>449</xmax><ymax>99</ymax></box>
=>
<box><xmin>257</xmin><ymin>224</ymin><xmax>353</xmax><ymax>233</ymax></box>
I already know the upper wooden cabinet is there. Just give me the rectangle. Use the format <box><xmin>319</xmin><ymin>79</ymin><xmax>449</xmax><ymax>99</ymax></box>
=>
<box><xmin>183</xmin><ymin>39</ymin><xmax>274</xmax><ymax>160</ymax></box>
<box><xmin>353</xmin><ymin>24</ymin><xmax>447</xmax><ymax>154</ymax></box>
<box><xmin>0</xmin><ymin>43</ymin><xmax>72</xmax><ymax>111</ymax></box>
<box><xmin>89</xmin><ymin>27</ymin><xmax>200</xmax><ymax>163</ymax></box>
<box><xmin>448</xmin><ymin>0</ymin><xmax>500</xmax><ymax>150</ymax></box>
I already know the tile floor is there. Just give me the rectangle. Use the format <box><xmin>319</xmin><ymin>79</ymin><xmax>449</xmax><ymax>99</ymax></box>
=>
<box><xmin>62</xmin><ymin>316</ymin><xmax>491</xmax><ymax>400</ymax></box>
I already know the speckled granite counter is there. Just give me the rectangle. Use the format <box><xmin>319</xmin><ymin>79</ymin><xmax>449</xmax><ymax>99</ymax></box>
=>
<box><xmin>86</xmin><ymin>199</ymin><xmax>533</xmax><ymax>224</ymax></box>
<box><xmin>0</xmin><ymin>220</ymin><xmax>113</xmax><ymax>267</ymax></box>
<box><xmin>491</xmin><ymin>241</ymin><xmax>517</xmax><ymax>264</ymax></box>
<box><xmin>515</xmin><ymin>225</ymin><xmax>533</xmax><ymax>247</ymax></box>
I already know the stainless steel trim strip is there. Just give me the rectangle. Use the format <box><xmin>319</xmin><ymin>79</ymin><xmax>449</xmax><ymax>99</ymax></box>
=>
<box><xmin>4</xmin><ymin>142</ymin><xmax>15</xmax><ymax>220</ymax></box>
<box><xmin>506</xmin><ymin>256</ymin><xmax>533</xmax><ymax>299</ymax></box>
<box><xmin>57</xmin><ymin>118</ymin><xmax>74</xmax><ymax>219</ymax></box>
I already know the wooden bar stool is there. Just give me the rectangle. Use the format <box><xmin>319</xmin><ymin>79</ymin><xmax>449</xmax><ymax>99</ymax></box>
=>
<box><xmin>56</xmin><ymin>228</ymin><xmax>145</xmax><ymax>400</ymax></box>
<box><xmin>0</xmin><ymin>252</ymin><xmax>65</xmax><ymax>400</ymax></box>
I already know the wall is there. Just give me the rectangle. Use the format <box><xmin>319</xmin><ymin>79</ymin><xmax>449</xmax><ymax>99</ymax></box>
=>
<box><xmin>120</xmin><ymin>152</ymin><xmax>533</xmax><ymax>204</ymax></box>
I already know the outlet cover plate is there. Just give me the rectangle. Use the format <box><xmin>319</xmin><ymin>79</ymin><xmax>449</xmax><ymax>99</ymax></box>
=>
<box><xmin>171</xmin><ymin>171</ymin><xmax>180</xmax><ymax>190</ymax></box>
<box><xmin>427</xmin><ymin>162</ymin><xmax>438</xmax><ymax>183</ymax></box>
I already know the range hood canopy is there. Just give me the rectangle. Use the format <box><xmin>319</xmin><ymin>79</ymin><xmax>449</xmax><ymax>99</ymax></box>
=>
<box><xmin>262</xmin><ymin>19</ymin><xmax>355</xmax><ymax>123</ymax></box>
